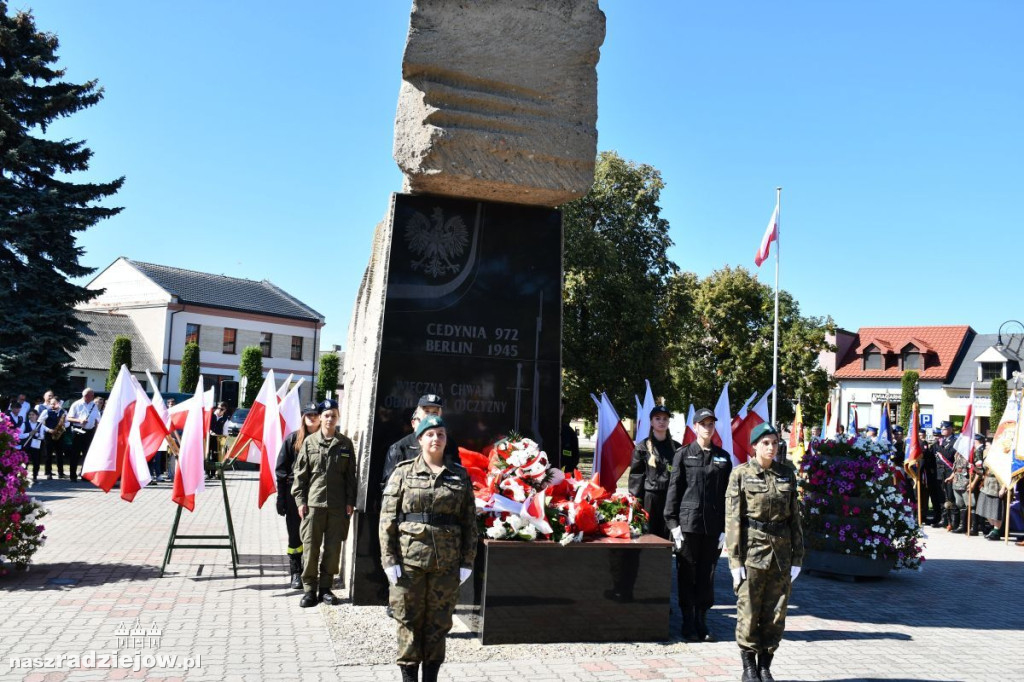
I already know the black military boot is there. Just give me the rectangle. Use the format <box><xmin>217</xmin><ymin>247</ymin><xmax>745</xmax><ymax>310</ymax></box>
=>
<box><xmin>695</xmin><ymin>610</ymin><xmax>715</xmax><ymax>642</ymax></box>
<box><xmin>288</xmin><ymin>554</ymin><xmax>302</xmax><ymax>590</ymax></box>
<box><xmin>758</xmin><ymin>652</ymin><xmax>775</xmax><ymax>681</ymax></box>
<box><xmin>299</xmin><ymin>591</ymin><xmax>318</xmax><ymax>608</ymax></box>
<box><xmin>398</xmin><ymin>663</ymin><xmax>418</xmax><ymax>682</ymax></box>
<box><xmin>952</xmin><ymin>509</ymin><xmax>965</xmax><ymax>533</ymax></box>
<box><xmin>740</xmin><ymin>651</ymin><xmax>760</xmax><ymax>682</ymax></box>
<box><xmin>422</xmin><ymin>661</ymin><xmax>441</xmax><ymax>682</ymax></box>
<box><xmin>681</xmin><ymin>607</ymin><xmax>699</xmax><ymax>642</ymax></box>
<box><xmin>319</xmin><ymin>588</ymin><xmax>340</xmax><ymax>605</ymax></box>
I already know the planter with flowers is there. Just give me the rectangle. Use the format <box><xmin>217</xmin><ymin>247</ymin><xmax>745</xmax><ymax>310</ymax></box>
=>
<box><xmin>1</xmin><ymin>414</ymin><xmax>49</xmax><ymax>575</ymax></box>
<box><xmin>798</xmin><ymin>436</ymin><xmax>923</xmax><ymax>578</ymax></box>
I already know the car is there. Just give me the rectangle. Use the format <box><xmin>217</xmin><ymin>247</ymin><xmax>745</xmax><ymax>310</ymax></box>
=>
<box><xmin>226</xmin><ymin>408</ymin><xmax>250</xmax><ymax>437</ymax></box>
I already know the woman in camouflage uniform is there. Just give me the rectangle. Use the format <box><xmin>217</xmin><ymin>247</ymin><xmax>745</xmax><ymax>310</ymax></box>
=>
<box><xmin>380</xmin><ymin>415</ymin><xmax>477</xmax><ymax>682</ymax></box>
<box><xmin>725</xmin><ymin>423</ymin><xmax>804</xmax><ymax>682</ymax></box>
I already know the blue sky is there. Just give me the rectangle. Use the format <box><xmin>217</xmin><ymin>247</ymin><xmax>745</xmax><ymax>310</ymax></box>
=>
<box><xmin>27</xmin><ymin>1</ymin><xmax>1023</xmax><ymax>349</ymax></box>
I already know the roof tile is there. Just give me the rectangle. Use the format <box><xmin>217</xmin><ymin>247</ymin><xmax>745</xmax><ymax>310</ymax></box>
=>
<box><xmin>834</xmin><ymin>325</ymin><xmax>973</xmax><ymax>382</ymax></box>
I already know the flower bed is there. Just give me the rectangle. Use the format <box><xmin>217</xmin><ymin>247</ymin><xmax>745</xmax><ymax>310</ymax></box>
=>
<box><xmin>799</xmin><ymin>436</ymin><xmax>923</xmax><ymax>571</ymax></box>
<box><xmin>461</xmin><ymin>435</ymin><xmax>648</xmax><ymax>543</ymax></box>
<box><xmin>1</xmin><ymin>414</ymin><xmax>49</xmax><ymax>574</ymax></box>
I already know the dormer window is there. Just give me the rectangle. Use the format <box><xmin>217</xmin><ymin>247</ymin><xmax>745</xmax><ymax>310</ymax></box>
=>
<box><xmin>980</xmin><ymin>362</ymin><xmax>1004</xmax><ymax>381</ymax></box>
<box><xmin>863</xmin><ymin>344</ymin><xmax>882</xmax><ymax>370</ymax></box>
<box><xmin>902</xmin><ymin>345</ymin><xmax>922</xmax><ymax>370</ymax></box>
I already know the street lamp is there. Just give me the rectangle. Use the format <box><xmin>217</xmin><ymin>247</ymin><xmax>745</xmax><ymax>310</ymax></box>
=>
<box><xmin>995</xmin><ymin>320</ymin><xmax>1024</xmax><ymax>352</ymax></box>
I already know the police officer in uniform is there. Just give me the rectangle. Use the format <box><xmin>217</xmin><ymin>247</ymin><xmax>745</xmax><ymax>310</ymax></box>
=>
<box><xmin>291</xmin><ymin>399</ymin><xmax>357</xmax><ymax>607</ymax></box>
<box><xmin>664</xmin><ymin>407</ymin><xmax>732</xmax><ymax>642</ymax></box>
<box><xmin>936</xmin><ymin>420</ymin><xmax>958</xmax><ymax>531</ymax></box>
<box><xmin>629</xmin><ymin>405</ymin><xmax>678</xmax><ymax>539</ymax></box>
<box><xmin>276</xmin><ymin>402</ymin><xmax>320</xmax><ymax>589</ymax></box>
<box><xmin>380</xmin><ymin>415</ymin><xmax>477</xmax><ymax>682</ymax></box>
<box><xmin>726</xmin><ymin>423</ymin><xmax>804</xmax><ymax>682</ymax></box>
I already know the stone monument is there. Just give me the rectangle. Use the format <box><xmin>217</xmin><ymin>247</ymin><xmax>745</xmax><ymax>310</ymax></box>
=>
<box><xmin>341</xmin><ymin>0</ymin><xmax>605</xmax><ymax>605</ymax></box>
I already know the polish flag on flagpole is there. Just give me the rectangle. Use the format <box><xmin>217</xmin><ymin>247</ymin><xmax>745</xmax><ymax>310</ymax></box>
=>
<box><xmin>904</xmin><ymin>402</ymin><xmax>922</xmax><ymax>481</ymax></box>
<box><xmin>279</xmin><ymin>379</ymin><xmax>305</xmax><ymax>439</ymax></box>
<box><xmin>520</xmin><ymin>491</ymin><xmax>553</xmax><ymax>534</ymax></box>
<box><xmin>634</xmin><ymin>379</ymin><xmax>656</xmax><ymax>443</ymax></box>
<box><xmin>168</xmin><ymin>384</ymin><xmax>215</xmax><ymax>432</ymax></box>
<box><xmin>82</xmin><ymin>365</ymin><xmax>169</xmax><ymax>501</ymax></box>
<box><xmin>827</xmin><ymin>396</ymin><xmax>841</xmax><ymax>436</ymax></box>
<box><xmin>733</xmin><ymin>386</ymin><xmax>774</xmax><ymax>463</ymax></box>
<box><xmin>710</xmin><ymin>383</ymin><xmax>735</xmax><ymax>464</ymax></box>
<box><xmin>682</xmin><ymin>404</ymin><xmax>697</xmax><ymax>446</ymax></box>
<box><xmin>172</xmin><ymin>376</ymin><xmax>208</xmax><ymax>511</ymax></box>
<box><xmin>754</xmin><ymin>200</ymin><xmax>780</xmax><ymax>267</ymax></box>
<box><xmin>145</xmin><ymin>370</ymin><xmax>170</xmax><ymax>428</ymax></box>
<box><xmin>591</xmin><ymin>393</ymin><xmax>635</xmax><ymax>490</ymax></box>
<box><xmin>225</xmin><ymin>371</ymin><xmax>284</xmax><ymax>507</ymax></box>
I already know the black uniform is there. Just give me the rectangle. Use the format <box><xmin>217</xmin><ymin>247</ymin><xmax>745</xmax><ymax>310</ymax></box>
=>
<box><xmin>664</xmin><ymin>441</ymin><xmax>733</xmax><ymax>614</ymax></box>
<box><xmin>276</xmin><ymin>431</ymin><xmax>304</xmax><ymax>552</ymax></box>
<box><xmin>935</xmin><ymin>437</ymin><xmax>958</xmax><ymax>526</ymax></box>
<box><xmin>560</xmin><ymin>421</ymin><xmax>581</xmax><ymax>473</ymax></box>
<box><xmin>628</xmin><ymin>435</ymin><xmax>679</xmax><ymax>539</ymax></box>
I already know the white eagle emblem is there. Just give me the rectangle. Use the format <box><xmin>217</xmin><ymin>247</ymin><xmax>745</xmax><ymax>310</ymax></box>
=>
<box><xmin>405</xmin><ymin>207</ymin><xmax>469</xmax><ymax>278</ymax></box>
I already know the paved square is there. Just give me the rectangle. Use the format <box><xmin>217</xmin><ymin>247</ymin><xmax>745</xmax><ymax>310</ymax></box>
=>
<box><xmin>2</xmin><ymin>472</ymin><xmax>1021</xmax><ymax>681</ymax></box>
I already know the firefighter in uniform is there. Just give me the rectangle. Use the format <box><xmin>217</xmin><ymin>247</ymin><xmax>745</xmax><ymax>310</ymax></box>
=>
<box><xmin>629</xmin><ymin>405</ymin><xmax>678</xmax><ymax>539</ymax></box>
<box><xmin>291</xmin><ymin>399</ymin><xmax>356</xmax><ymax>607</ymax></box>
<box><xmin>726</xmin><ymin>422</ymin><xmax>804</xmax><ymax>682</ymax></box>
<box><xmin>664</xmin><ymin>407</ymin><xmax>732</xmax><ymax>642</ymax></box>
<box><xmin>276</xmin><ymin>402</ymin><xmax>320</xmax><ymax>589</ymax></box>
<box><xmin>380</xmin><ymin>415</ymin><xmax>477</xmax><ymax>682</ymax></box>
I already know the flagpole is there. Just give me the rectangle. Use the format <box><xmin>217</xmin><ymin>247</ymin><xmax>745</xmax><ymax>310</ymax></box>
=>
<box><xmin>771</xmin><ymin>186</ymin><xmax>781</xmax><ymax>427</ymax></box>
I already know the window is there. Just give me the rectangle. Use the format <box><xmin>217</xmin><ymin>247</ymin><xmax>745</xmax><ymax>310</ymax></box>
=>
<box><xmin>185</xmin><ymin>323</ymin><xmax>200</xmax><ymax>345</ymax></box>
<box><xmin>863</xmin><ymin>345</ymin><xmax>882</xmax><ymax>370</ymax></box>
<box><xmin>902</xmin><ymin>348</ymin><xmax>921</xmax><ymax>370</ymax></box>
<box><xmin>260</xmin><ymin>332</ymin><xmax>273</xmax><ymax>358</ymax></box>
<box><xmin>981</xmin><ymin>362</ymin><xmax>1003</xmax><ymax>381</ymax></box>
<box><xmin>223</xmin><ymin>328</ymin><xmax>237</xmax><ymax>354</ymax></box>
<box><xmin>291</xmin><ymin>336</ymin><xmax>303</xmax><ymax>361</ymax></box>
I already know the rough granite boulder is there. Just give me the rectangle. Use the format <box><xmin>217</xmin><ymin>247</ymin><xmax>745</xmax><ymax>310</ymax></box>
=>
<box><xmin>393</xmin><ymin>0</ymin><xmax>605</xmax><ymax>207</ymax></box>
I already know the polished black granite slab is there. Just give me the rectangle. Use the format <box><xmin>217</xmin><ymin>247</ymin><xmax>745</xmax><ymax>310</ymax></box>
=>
<box><xmin>456</xmin><ymin>536</ymin><xmax>673</xmax><ymax>644</ymax></box>
<box><xmin>349</xmin><ymin>193</ymin><xmax>564</xmax><ymax>605</ymax></box>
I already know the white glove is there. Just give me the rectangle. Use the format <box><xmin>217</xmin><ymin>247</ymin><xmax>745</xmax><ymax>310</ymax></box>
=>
<box><xmin>459</xmin><ymin>567</ymin><xmax>472</xmax><ymax>584</ymax></box>
<box><xmin>731</xmin><ymin>566</ymin><xmax>746</xmax><ymax>587</ymax></box>
<box><xmin>670</xmin><ymin>527</ymin><xmax>683</xmax><ymax>551</ymax></box>
<box><xmin>718</xmin><ymin>532</ymin><xmax>725</xmax><ymax>549</ymax></box>
<box><xmin>384</xmin><ymin>564</ymin><xmax>402</xmax><ymax>586</ymax></box>
<box><xmin>790</xmin><ymin>566</ymin><xmax>801</xmax><ymax>582</ymax></box>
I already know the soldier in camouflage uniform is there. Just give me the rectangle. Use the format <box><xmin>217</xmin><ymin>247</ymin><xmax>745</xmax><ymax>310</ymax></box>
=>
<box><xmin>726</xmin><ymin>423</ymin><xmax>804</xmax><ymax>682</ymax></box>
<box><xmin>291</xmin><ymin>400</ymin><xmax>357</xmax><ymax>608</ymax></box>
<box><xmin>379</xmin><ymin>415</ymin><xmax>477</xmax><ymax>682</ymax></box>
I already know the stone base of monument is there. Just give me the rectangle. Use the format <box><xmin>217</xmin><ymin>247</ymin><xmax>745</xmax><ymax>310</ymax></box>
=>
<box><xmin>455</xmin><ymin>535</ymin><xmax>673</xmax><ymax>644</ymax></box>
<box><xmin>803</xmin><ymin>548</ymin><xmax>893</xmax><ymax>580</ymax></box>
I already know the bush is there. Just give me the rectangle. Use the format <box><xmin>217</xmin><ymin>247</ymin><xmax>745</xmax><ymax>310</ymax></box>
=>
<box><xmin>106</xmin><ymin>336</ymin><xmax>132</xmax><ymax>391</ymax></box>
<box><xmin>316</xmin><ymin>353</ymin><xmax>340</xmax><ymax>402</ymax></box>
<box><xmin>899</xmin><ymin>371</ymin><xmax>919</xmax><ymax>431</ymax></box>
<box><xmin>238</xmin><ymin>346</ymin><xmax>264</xmax><ymax>408</ymax></box>
<box><xmin>0</xmin><ymin>414</ymin><xmax>49</xmax><ymax>574</ymax></box>
<box><xmin>990</xmin><ymin>377</ymin><xmax>1008</xmax><ymax>432</ymax></box>
<box><xmin>179</xmin><ymin>342</ymin><xmax>200</xmax><ymax>393</ymax></box>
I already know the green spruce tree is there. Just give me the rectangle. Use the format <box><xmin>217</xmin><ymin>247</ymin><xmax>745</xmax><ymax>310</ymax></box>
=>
<box><xmin>106</xmin><ymin>336</ymin><xmax>132</xmax><ymax>390</ymax></box>
<box><xmin>179</xmin><ymin>343</ymin><xmax>200</xmax><ymax>393</ymax></box>
<box><xmin>238</xmin><ymin>346</ymin><xmax>263</xmax><ymax>408</ymax></box>
<box><xmin>990</xmin><ymin>377</ymin><xmax>1008</xmax><ymax>432</ymax></box>
<box><xmin>899</xmin><ymin>371</ymin><xmax>919</xmax><ymax>431</ymax></box>
<box><xmin>316</xmin><ymin>353</ymin><xmax>340</xmax><ymax>402</ymax></box>
<box><xmin>0</xmin><ymin>3</ymin><xmax>124</xmax><ymax>397</ymax></box>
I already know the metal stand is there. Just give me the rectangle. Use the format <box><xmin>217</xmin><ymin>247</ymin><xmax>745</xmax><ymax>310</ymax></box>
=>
<box><xmin>160</xmin><ymin>462</ymin><xmax>239</xmax><ymax>577</ymax></box>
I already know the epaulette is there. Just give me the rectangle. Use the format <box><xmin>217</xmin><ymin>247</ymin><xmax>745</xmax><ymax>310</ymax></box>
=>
<box><xmin>395</xmin><ymin>459</ymin><xmax>414</xmax><ymax>469</ymax></box>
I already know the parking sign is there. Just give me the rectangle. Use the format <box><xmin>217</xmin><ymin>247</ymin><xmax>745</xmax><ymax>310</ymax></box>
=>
<box><xmin>920</xmin><ymin>413</ymin><xmax>933</xmax><ymax>429</ymax></box>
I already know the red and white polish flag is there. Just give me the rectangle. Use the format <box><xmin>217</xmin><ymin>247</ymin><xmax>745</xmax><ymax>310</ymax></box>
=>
<box><xmin>172</xmin><ymin>376</ymin><xmax>208</xmax><ymax>511</ymax></box>
<box><xmin>520</xmin><ymin>491</ymin><xmax>553</xmax><ymax>534</ymax></box>
<box><xmin>754</xmin><ymin>200</ymin><xmax>779</xmax><ymax>267</ymax></box>
<box><xmin>82</xmin><ymin>365</ymin><xmax>169</xmax><ymax>501</ymax></box>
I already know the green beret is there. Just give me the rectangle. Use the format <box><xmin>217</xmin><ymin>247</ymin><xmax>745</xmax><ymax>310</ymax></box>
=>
<box><xmin>750</xmin><ymin>422</ymin><xmax>779</xmax><ymax>445</ymax></box>
<box><xmin>415</xmin><ymin>414</ymin><xmax>446</xmax><ymax>439</ymax></box>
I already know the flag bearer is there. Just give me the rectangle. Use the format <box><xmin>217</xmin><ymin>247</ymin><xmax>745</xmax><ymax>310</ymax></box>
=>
<box><xmin>291</xmin><ymin>400</ymin><xmax>356</xmax><ymax>607</ymax></box>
